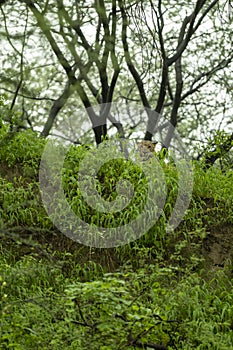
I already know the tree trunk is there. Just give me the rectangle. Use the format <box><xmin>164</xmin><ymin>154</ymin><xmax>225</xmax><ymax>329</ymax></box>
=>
<box><xmin>93</xmin><ymin>124</ymin><xmax>107</xmax><ymax>145</ymax></box>
<box><xmin>40</xmin><ymin>83</ymin><xmax>72</xmax><ymax>138</ymax></box>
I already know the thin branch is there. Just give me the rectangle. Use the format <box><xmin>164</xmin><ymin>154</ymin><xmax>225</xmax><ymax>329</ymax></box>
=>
<box><xmin>168</xmin><ymin>0</ymin><xmax>218</xmax><ymax>65</ymax></box>
<box><xmin>1</xmin><ymin>5</ymin><xmax>28</xmax><ymax>115</ymax></box>
<box><xmin>119</xmin><ymin>0</ymin><xmax>151</xmax><ymax>110</ymax></box>
<box><xmin>20</xmin><ymin>0</ymin><xmax>74</xmax><ymax>80</ymax></box>
<box><xmin>0</xmin><ymin>88</ymin><xmax>55</xmax><ymax>101</ymax></box>
<box><xmin>49</xmin><ymin>132</ymin><xmax>82</xmax><ymax>144</ymax></box>
<box><xmin>182</xmin><ymin>56</ymin><xmax>233</xmax><ymax>101</ymax></box>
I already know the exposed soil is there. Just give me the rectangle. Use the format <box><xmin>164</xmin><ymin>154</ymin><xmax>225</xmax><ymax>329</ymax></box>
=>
<box><xmin>0</xmin><ymin>162</ymin><xmax>23</xmax><ymax>182</ymax></box>
<box><xmin>202</xmin><ymin>223</ymin><xmax>233</xmax><ymax>269</ymax></box>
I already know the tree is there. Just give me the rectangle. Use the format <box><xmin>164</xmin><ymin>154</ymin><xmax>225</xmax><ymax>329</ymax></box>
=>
<box><xmin>118</xmin><ymin>0</ymin><xmax>233</xmax><ymax>149</ymax></box>
<box><xmin>14</xmin><ymin>0</ymin><xmax>123</xmax><ymax>145</ymax></box>
<box><xmin>0</xmin><ymin>0</ymin><xmax>232</xmax><ymax>155</ymax></box>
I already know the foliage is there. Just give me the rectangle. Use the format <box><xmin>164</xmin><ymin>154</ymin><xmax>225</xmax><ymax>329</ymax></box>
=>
<box><xmin>0</xmin><ymin>127</ymin><xmax>50</xmax><ymax>229</ymax></box>
<box><xmin>1</xmin><ymin>255</ymin><xmax>233</xmax><ymax>349</ymax></box>
<box><xmin>192</xmin><ymin>162</ymin><xmax>233</xmax><ymax>225</ymax></box>
<box><xmin>0</xmin><ymin>1</ymin><xmax>232</xmax><ymax>149</ymax></box>
<box><xmin>62</xmin><ymin>145</ymin><xmax>150</xmax><ymax>226</ymax></box>
<box><xmin>0</xmin><ymin>130</ymin><xmax>233</xmax><ymax>348</ymax></box>
<box><xmin>0</xmin><ymin>129</ymin><xmax>45</xmax><ymax>168</ymax></box>
<box><xmin>199</xmin><ymin>130</ymin><xmax>233</xmax><ymax>170</ymax></box>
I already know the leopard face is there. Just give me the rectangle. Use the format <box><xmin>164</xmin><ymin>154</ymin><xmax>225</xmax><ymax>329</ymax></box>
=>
<box><xmin>137</xmin><ymin>141</ymin><xmax>157</xmax><ymax>159</ymax></box>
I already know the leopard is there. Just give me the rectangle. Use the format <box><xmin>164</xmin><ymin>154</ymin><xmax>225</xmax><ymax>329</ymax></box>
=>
<box><xmin>137</xmin><ymin>140</ymin><xmax>157</xmax><ymax>160</ymax></box>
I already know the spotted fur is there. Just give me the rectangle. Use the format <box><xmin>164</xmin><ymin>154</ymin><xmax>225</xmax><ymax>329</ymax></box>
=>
<box><xmin>137</xmin><ymin>141</ymin><xmax>157</xmax><ymax>160</ymax></box>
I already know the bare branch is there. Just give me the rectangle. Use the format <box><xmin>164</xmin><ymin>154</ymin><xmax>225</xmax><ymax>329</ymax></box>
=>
<box><xmin>19</xmin><ymin>0</ymin><xmax>74</xmax><ymax>80</ymax></box>
<box><xmin>119</xmin><ymin>0</ymin><xmax>151</xmax><ymax>110</ymax></box>
<box><xmin>40</xmin><ymin>81</ymin><xmax>72</xmax><ymax>137</ymax></box>
<box><xmin>182</xmin><ymin>56</ymin><xmax>233</xmax><ymax>101</ymax></box>
<box><xmin>168</xmin><ymin>0</ymin><xmax>218</xmax><ymax>65</ymax></box>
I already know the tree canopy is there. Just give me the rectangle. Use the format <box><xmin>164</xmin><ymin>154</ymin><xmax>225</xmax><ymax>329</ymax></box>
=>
<box><xmin>0</xmin><ymin>0</ymin><xmax>232</xmax><ymax>158</ymax></box>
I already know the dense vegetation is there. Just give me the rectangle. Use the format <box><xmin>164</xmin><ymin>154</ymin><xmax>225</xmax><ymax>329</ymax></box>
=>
<box><xmin>1</xmin><ymin>126</ymin><xmax>233</xmax><ymax>349</ymax></box>
<box><xmin>0</xmin><ymin>0</ymin><xmax>232</xmax><ymax>348</ymax></box>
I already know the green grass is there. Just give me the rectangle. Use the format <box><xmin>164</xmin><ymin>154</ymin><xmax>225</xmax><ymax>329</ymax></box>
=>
<box><xmin>0</xmin><ymin>129</ymin><xmax>233</xmax><ymax>349</ymax></box>
<box><xmin>1</xmin><ymin>255</ymin><xmax>233</xmax><ymax>349</ymax></box>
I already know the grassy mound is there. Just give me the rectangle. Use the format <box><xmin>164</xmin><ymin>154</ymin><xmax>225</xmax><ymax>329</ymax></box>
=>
<box><xmin>0</xmin><ymin>129</ymin><xmax>233</xmax><ymax>349</ymax></box>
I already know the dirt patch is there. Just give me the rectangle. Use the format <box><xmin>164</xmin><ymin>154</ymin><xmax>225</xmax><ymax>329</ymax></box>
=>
<box><xmin>0</xmin><ymin>162</ymin><xmax>23</xmax><ymax>182</ymax></box>
<box><xmin>202</xmin><ymin>223</ymin><xmax>233</xmax><ymax>268</ymax></box>
<box><xmin>0</xmin><ymin>161</ymin><xmax>38</xmax><ymax>183</ymax></box>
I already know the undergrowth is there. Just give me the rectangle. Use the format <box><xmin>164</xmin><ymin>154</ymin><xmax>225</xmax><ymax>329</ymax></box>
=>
<box><xmin>0</xmin><ymin>128</ymin><xmax>233</xmax><ymax>349</ymax></box>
